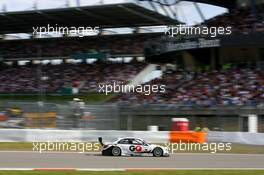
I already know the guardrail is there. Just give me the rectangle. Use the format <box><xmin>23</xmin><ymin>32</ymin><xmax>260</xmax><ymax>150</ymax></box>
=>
<box><xmin>0</xmin><ymin>129</ymin><xmax>169</xmax><ymax>143</ymax></box>
<box><xmin>0</xmin><ymin>129</ymin><xmax>263</xmax><ymax>145</ymax></box>
<box><xmin>208</xmin><ymin>131</ymin><xmax>264</xmax><ymax>145</ymax></box>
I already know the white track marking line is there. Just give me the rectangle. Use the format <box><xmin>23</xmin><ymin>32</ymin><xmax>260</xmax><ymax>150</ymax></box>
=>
<box><xmin>0</xmin><ymin>168</ymin><xmax>264</xmax><ymax>171</ymax></box>
<box><xmin>0</xmin><ymin>151</ymin><xmax>101</xmax><ymax>154</ymax></box>
<box><xmin>0</xmin><ymin>168</ymin><xmax>125</xmax><ymax>171</ymax></box>
<box><xmin>126</xmin><ymin>168</ymin><xmax>264</xmax><ymax>170</ymax></box>
<box><xmin>0</xmin><ymin>151</ymin><xmax>263</xmax><ymax>156</ymax></box>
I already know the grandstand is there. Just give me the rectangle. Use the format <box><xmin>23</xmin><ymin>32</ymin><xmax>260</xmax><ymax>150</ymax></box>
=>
<box><xmin>0</xmin><ymin>1</ymin><xmax>174</xmax><ymax>95</ymax></box>
<box><xmin>204</xmin><ymin>4</ymin><xmax>264</xmax><ymax>34</ymax></box>
<box><xmin>115</xmin><ymin>0</ymin><xmax>264</xmax><ymax>132</ymax></box>
<box><xmin>0</xmin><ymin>0</ymin><xmax>263</xmax><ymax>132</ymax></box>
<box><xmin>114</xmin><ymin>1</ymin><xmax>264</xmax><ymax>109</ymax></box>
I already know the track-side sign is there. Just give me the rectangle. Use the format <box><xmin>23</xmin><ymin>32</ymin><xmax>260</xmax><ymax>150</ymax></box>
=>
<box><xmin>166</xmin><ymin>38</ymin><xmax>221</xmax><ymax>52</ymax></box>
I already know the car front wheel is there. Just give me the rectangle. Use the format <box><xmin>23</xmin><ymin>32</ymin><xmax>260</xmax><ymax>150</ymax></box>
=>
<box><xmin>153</xmin><ymin>147</ymin><xmax>163</xmax><ymax>157</ymax></box>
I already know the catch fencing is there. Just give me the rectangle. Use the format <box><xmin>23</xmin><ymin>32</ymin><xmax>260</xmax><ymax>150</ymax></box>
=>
<box><xmin>1</xmin><ymin>101</ymin><xmax>119</xmax><ymax>130</ymax></box>
<box><xmin>1</xmin><ymin>101</ymin><xmax>264</xmax><ymax>132</ymax></box>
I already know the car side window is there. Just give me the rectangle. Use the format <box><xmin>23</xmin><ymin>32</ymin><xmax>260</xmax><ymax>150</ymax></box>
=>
<box><xmin>118</xmin><ymin>139</ymin><xmax>129</xmax><ymax>144</ymax></box>
<box><xmin>132</xmin><ymin>139</ymin><xmax>143</xmax><ymax>145</ymax></box>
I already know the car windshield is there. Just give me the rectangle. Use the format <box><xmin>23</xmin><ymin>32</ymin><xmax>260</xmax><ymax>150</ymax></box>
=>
<box><xmin>110</xmin><ymin>138</ymin><xmax>119</xmax><ymax>143</ymax></box>
<box><xmin>142</xmin><ymin>140</ymin><xmax>149</xmax><ymax>145</ymax></box>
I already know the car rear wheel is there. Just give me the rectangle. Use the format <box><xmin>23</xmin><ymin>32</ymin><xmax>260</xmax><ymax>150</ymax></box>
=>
<box><xmin>112</xmin><ymin>147</ymin><xmax>121</xmax><ymax>156</ymax></box>
<box><xmin>153</xmin><ymin>147</ymin><xmax>163</xmax><ymax>157</ymax></box>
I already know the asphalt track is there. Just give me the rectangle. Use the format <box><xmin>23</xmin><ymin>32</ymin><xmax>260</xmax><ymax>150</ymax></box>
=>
<box><xmin>0</xmin><ymin>151</ymin><xmax>263</xmax><ymax>169</ymax></box>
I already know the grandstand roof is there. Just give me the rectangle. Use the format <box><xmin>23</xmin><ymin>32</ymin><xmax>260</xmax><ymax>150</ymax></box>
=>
<box><xmin>0</xmin><ymin>3</ymin><xmax>178</xmax><ymax>34</ymax></box>
<box><xmin>184</xmin><ymin>0</ymin><xmax>236</xmax><ymax>9</ymax></box>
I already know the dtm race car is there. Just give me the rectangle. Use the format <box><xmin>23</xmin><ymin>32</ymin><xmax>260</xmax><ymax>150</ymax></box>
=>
<box><xmin>98</xmin><ymin>137</ymin><xmax>169</xmax><ymax>157</ymax></box>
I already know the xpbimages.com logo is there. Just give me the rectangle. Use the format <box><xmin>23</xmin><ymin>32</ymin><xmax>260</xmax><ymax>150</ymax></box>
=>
<box><xmin>32</xmin><ymin>24</ymin><xmax>100</xmax><ymax>38</ymax></box>
<box><xmin>32</xmin><ymin>141</ymin><xmax>232</xmax><ymax>154</ymax></box>
<box><xmin>163</xmin><ymin>141</ymin><xmax>232</xmax><ymax>154</ymax></box>
<box><xmin>98</xmin><ymin>81</ymin><xmax>166</xmax><ymax>95</ymax></box>
<box><xmin>32</xmin><ymin>142</ymin><xmax>100</xmax><ymax>153</ymax></box>
<box><xmin>164</xmin><ymin>25</ymin><xmax>232</xmax><ymax>38</ymax></box>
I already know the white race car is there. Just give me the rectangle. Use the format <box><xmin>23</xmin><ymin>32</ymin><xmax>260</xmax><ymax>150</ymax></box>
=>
<box><xmin>98</xmin><ymin>137</ymin><xmax>169</xmax><ymax>157</ymax></box>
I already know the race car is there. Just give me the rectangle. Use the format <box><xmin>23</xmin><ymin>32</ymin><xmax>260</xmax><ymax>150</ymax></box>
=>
<box><xmin>98</xmin><ymin>137</ymin><xmax>169</xmax><ymax>157</ymax></box>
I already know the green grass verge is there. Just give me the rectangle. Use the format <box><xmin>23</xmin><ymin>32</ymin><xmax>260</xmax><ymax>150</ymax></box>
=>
<box><xmin>0</xmin><ymin>171</ymin><xmax>263</xmax><ymax>175</ymax></box>
<box><xmin>0</xmin><ymin>93</ymin><xmax>112</xmax><ymax>103</ymax></box>
<box><xmin>0</xmin><ymin>142</ymin><xmax>263</xmax><ymax>154</ymax></box>
<box><xmin>0</xmin><ymin>142</ymin><xmax>33</xmax><ymax>151</ymax></box>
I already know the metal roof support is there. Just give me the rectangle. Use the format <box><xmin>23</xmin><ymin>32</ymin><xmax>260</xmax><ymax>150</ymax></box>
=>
<box><xmin>33</xmin><ymin>1</ymin><xmax>38</xmax><ymax>10</ymax></box>
<box><xmin>0</xmin><ymin>13</ymin><xmax>25</xmax><ymax>23</ymax></box>
<box><xmin>65</xmin><ymin>0</ymin><xmax>70</xmax><ymax>7</ymax></box>
<box><xmin>138</xmin><ymin>0</ymin><xmax>181</xmax><ymax>21</ymax></box>
<box><xmin>76</xmin><ymin>0</ymin><xmax>81</xmax><ymax>7</ymax></box>
<box><xmin>0</xmin><ymin>14</ymin><xmax>27</xmax><ymax>33</ymax></box>
<box><xmin>159</xmin><ymin>0</ymin><xmax>172</xmax><ymax>18</ymax></box>
<box><xmin>178</xmin><ymin>5</ymin><xmax>188</xmax><ymax>24</ymax></box>
<box><xmin>1</xmin><ymin>4</ymin><xmax>6</xmax><ymax>12</ymax></box>
<box><xmin>193</xmin><ymin>1</ymin><xmax>205</xmax><ymax>22</ymax></box>
<box><xmin>117</xmin><ymin>4</ymin><xmax>164</xmax><ymax>25</ymax></box>
<box><xmin>164</xmin><ymin>0</ymin><xmax>178</xmax><ymax>19</ymax></box>
<box><xmin>75</xmin><ymin>7</ymin><xmax>116</xmax><ymax>26</ymax></box>
<box><xmin>36</xmin><ymin>11</ymin><xmax>68</xmax><ymax>24</ymax></box>
<box><xmin>174</xmin><ymin>5</ymin><xmax>180</xmax><ymax>22</ymax></box>
<box><xmin>148</xmin><ymin>0</ymin><xmax>159</xmax><ymax>13</ymax></box>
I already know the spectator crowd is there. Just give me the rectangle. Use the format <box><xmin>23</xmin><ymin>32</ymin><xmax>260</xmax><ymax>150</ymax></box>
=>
<box><xmin>0</xmin><ymin>60</ymin><xmax>263</xmax><ymax>107</ymax></box>
<box><xmin>0</xmin><ymin>33</ymin><xmax>161</xmax><ymax>59</ymax></box>
<box><xmin>115</xmin><ymin>67</ymin><xmax>264</xmax><ymax>107</ymax></box>
<box><xmin>0</xmin><ymin>62</ymin><xmax>146</xmax><ymax>93</ymax></box>
<box><xmin>204</xmin><ymin>6</ymin><xmax>264</xmax><ymax>34</ymax></box>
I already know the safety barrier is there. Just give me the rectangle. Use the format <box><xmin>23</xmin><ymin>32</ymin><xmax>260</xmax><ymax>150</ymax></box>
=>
<box><xmin>0</xmin><ymin>129</ymin><xmax>169</xmax><ymax>142</ymax></box>
<box><xmin>207</xmin><ymin>131</ymin><xmax>264</xmax><ymax>145</ymax></box>
<box><xmin>169</xmin><ymin>131</ymin><xmax>207</xmax><ymax>143</ymax></box>
<box><xmin>0</xmin><ymin>129</ymin><xmax>263</xmax><ymax>145</ymax></box>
